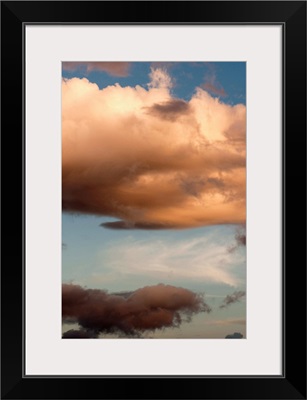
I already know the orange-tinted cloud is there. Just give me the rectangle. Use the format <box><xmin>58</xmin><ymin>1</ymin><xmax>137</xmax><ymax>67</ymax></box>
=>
<box><xmin>62</xmin><ymin>283</ymin><xmax>211</xmax><ymax>337</ymax></box>
<box><xmin>202</xmin><ymin>82</ymin><xmax>226</xmax><ymax>97</ymax></box>
<box><xmin>62</xmin><ymin>68</ymin><xmax>246</xmax><ymax>229</ymax></box>
<box><xmin>207</xmin><ymin>318</ymin><xmax>246</xmax><ymax>326</ymax></box>
<box><xmin>62</xmin><ymin>62</ymin><xmax>130</xmax><ymax>76</ymax></box>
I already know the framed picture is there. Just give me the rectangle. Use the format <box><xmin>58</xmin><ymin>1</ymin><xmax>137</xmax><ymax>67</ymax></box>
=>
<box><xmin>1</xmin><ymin>1</ymin><xmax>306</xmax><ymax>399</ymax></box>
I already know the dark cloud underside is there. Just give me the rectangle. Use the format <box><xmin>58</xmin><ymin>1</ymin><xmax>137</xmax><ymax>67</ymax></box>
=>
<box><xmin>62</xmin><ymin>283</ymin><xmax>211</xmax><ymax>337</ymax></box>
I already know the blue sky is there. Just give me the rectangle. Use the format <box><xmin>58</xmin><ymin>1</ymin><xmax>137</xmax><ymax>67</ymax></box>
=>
<box><xmin>62</xmin><ymin>62</ymin><xmax>246</xmax><ymax>339</ymax></box>
<box><xmin>62</xmin><ymin>61</ymin><xmax>246</xmax><ymax>105</ymax></box>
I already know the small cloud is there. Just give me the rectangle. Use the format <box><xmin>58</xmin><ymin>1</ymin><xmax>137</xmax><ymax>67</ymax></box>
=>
<box><xmin>220</xmin><ymin>291</ymin><xmax>245</xmax><ymax>309</ymax></box>
<box><xmin>202</xmin><ymin>82</ymin><xmax>226</xmax><ymax>97</ymax></box>
<box><xmin>225</xmin><ymin>332</ymin><xmax>243</xmax><ymax>339</ymax></box>
<box><xmin>201</xmin><ymin>64</ymin><xmax>227</xmax><ymax>97</ymax></box>
<box><xmin>62</xmin><ymin>62</ymin><xmax>131</xmax><ymax>77</ymax></box>
<box><xmin>235</xmin><ymin>232</ymin><xmax>246</xmax><ymax>246</ymax></box>
<box><xmin>148</xmin><ymin>67</ymin><xmax>173</xmax><ymax>89</ymax></box>
<box><xmin>228</xmin><ymin>225</ymin><xmax>246</xmax><ymax>253</ymax></box>
<box><xmin>146</xmin><ymin>99</ymin><xmax>190</xmax><ymax>121</ymax></box>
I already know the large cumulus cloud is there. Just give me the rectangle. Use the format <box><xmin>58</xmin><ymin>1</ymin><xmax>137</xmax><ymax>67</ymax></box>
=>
<box><xmin>62</xmin><ymin>283</ymin><xmax>211</xmax><ymax>337</ymax></box>
<box><xmin>62</xmin><ymin>68</ymin><xmax>246</xmax><ymax>229</ymax></box>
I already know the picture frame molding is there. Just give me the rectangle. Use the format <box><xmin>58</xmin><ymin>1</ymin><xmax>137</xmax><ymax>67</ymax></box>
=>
<box><xmin>1</xmin><ymin>1</ymin><xmax>306</xmax><ymax>399</ymax></box>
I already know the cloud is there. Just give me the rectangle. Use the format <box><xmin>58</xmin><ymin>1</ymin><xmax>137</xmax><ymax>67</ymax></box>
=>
<box><xmin>100</xmin><ymin>221</ymin><xmax>175</xmax><ymax>230</ymax></box>
<box><xmin>62</xmin><ymin>283</ymin><xmax>211</xmax><ymax>337</ymax></box>
<box><xmin>98</xmin><ymin>234</ymin><xmax>245</xmax><ymax>288</ymax></box>
<box><xmin>62</xmin><ymin>68</ymin><xmax>246</xmax><ymax>229</ymax></box>
<box><xmin>201</xmin><ymin>63</ymin><xmax>227</xmax><ymax>97</ymax></box>
<box><xmin>62</xmin><ymin>62</ymin><xmax>130</xmax><ymax>77</ymax></box>
<box><xmin>62</xmin><ymin>329</ymin><xmax>98</xmax><ymax>338</ymax></box>
<box><xmin>220</xmin><ymin>290</ymin><xmax>246</xmax><ymax>308</ymax></box>
<box><xmin>148</xmin><ymin>67</ymin><xmax>173</xmax><ymax>89</ymax></box>
<box><xmin>111</xmin><ymin>290</ymin><xmax>134</xmax><ymax>299</ymax></box>
<box><xmin>146</xmin><ymin>99</ymin><xmax>190</xmax><ymax>121</ymax></box>
<box><xmin>202</xmin><ymin>82</ymin><xmax>226</xmax><ymax>97</ymax></box>
<box><xmin>235</xmin><ymin>232</ymin><xmax>246</xmax><ymax>247</ymax></box>
<box><xmin>207</xmin><ymin>318</ymin><xmax>246</xmax><ymax>326</ymax></box>
<box><xmin>225</xmin><ymin>332</ymin><xmax>243</xmax><ymax>339</ymax></box>
<box><xmin>228</xmin><ymin>225</ymin><xmax>246</xmax><ymax>252</ymax></box>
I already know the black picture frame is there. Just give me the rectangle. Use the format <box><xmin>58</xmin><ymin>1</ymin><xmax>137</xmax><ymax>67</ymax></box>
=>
<box><xmin>1</xmin><ymin>1</ymin><xmax>306</xmax><ymax>399</ymax></box>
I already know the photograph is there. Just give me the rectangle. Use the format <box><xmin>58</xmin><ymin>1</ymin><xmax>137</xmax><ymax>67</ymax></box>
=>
<box><xmin>1</xmin><ymin>1</ymin><xmax>306</xmax><ymax>398</ymax></box>
<box><xmin>62</xmin><ymin>61</ymin><xmax>247</xmax><ymax>340</ymax></box>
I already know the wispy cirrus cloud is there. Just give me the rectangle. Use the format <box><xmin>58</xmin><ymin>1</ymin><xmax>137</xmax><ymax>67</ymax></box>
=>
<box><xmin>225</xmin><ymin>332</ymin><xmax>243</xmax><ymax>339</ymax></box>
<box><xmin>99</xmin><ymin>233</ymin><xmax>245</xmax><ymax>288</ymax></box>
<box><xmin>100</xmin><ymin>221</ymin><xmax>175</xmax><ymax>230</ymax></box>
<box><xmin>207</xmin><ymin>318</ymin><xmax>246</xmax><ymax>326</ymax></box>
<box><xmin>201</xmin><ymin>63</ymin><xmax>227</xmax><ymax>97</ymax></box>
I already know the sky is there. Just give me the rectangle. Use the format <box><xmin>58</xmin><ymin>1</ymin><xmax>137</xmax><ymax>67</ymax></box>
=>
<box><xmin>62</xmin><ymin>62</ymin><xmax>246</xmax><ymax>339</ymax></box>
